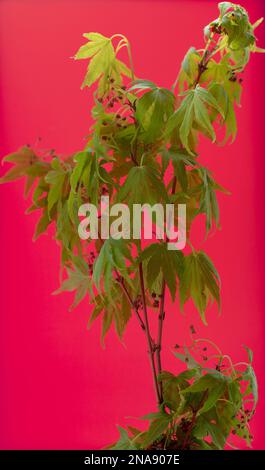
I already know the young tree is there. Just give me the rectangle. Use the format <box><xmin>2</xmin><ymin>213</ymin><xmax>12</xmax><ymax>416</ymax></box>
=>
<box><xmin>0</xmin><ymin>2</ymin><xmax>263</xmax><ymax>449</ymax></box>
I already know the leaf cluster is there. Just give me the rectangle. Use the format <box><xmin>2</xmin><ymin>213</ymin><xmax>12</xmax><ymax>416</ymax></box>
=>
<box><xmin>110</xmin><ymin>342</ymin><xmax>258</xmax><ymax>450</ymax></box>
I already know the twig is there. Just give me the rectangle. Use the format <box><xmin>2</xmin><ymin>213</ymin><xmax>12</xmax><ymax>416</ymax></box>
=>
<box><xmin>194</xmin><ymin>34</ymin><xmax>217</xmax><ymax>87</ymax></box>
<box><xmin>115</xmin><ymin>271</ymin><xmax>146</xmax><ymax>331</ymax></box>
<box><xmin>156</xmin><ymin>175</ymin><xmax>177</xmax><ymax>399</ymax></box>
<box><xmin>139</xmin><ymin>262</ymin><xmax>162</xmax><ymax>404</ymax></box>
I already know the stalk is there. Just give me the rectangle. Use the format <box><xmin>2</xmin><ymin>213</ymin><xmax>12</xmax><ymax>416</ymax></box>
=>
<box><xmin>115</xmin><ymin>272</ymin><xmax>146</xmax><ymax>331</ymax></box>
<box><xmin>156</xmin><ymin>175</ymin><xmax>177</xmax><ymax>399</ymax></box>
<box><xmin>139</xmin><ymin>262</ymin><xmax>162</xmax><ymax>404</ymax></box>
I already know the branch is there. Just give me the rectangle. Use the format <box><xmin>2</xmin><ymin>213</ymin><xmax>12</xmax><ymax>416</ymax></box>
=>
<box><xmin>156</xmin><ymin>279</ymin><xmax>166</xmax><ymax>396</ymax></box>
<box><xmin>115</xmin><ymin>270</ymin><xmax>146</xmax><ymax>332</ymax></box>
<box><xmin>156</xmin><ymin>175</ymin><xmax>177</xmax><ymax>399</ymax></box>
<box><xmin>194</xmin><ymin>34</ymin><xmax>217</xmax><ymax>87</ymax></box>
<box><xmin>139</xmin><ymin>262</ymin><xmax>162</xmax><ymax>404</ymax></box>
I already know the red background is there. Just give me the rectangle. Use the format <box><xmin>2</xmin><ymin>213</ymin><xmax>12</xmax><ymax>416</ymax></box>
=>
<box><xmin>0</xmin><ymin>0</ymin><xmax>264</xmax><ymax>450</ymax></box>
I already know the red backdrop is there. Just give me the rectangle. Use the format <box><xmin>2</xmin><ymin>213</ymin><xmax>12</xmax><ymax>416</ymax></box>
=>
<box><xmin>0</xmin><ymin>0</ymin><xmax>264</xmax><ymax>450</ymax></box>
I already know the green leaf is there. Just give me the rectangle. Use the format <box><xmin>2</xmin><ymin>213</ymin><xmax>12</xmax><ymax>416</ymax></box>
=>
<box><xmin>129</xmin><ymin>79</ymin><xmax>158</xmax><ymax>92</ymax></box>
<box><xmin>93</xmin><ymin>238</ymin><xmax>132</xmax><ymax>293</ymax></box>
<box><xmin>110</xmin><ymin>426</ymin><xmax>137</xmax><ymax>450</ymax></box>
<box><xmin>118</xmin><ymin>165</ymin><xmax>168</xmax><ymax>206</ymax></box>
<box><xmin>74</xmin><ymin>32</ymin><xmax>133</xmax><ymax>94</ymax></box>
<box><xmin>220</xmin><ymin>7</ymin><xmax>255</xmax><ymax>50</ymax></box>
<box><xmin>243</xmin><ymin>345</ymin><xmax>253</xmax><ymax>363</ymax></box>
<box><xmin>179</xmin><ymin>250</ymin><xmax>220</xmax><ymax>324</ymax></box>
<box><xmin>88</xmin><ymin>285</ymin><xmax>132</xmax><ymax>343</ymax></box>
<box><xmin>136</xmin><ymin>87</ymin><xmax>175</xmax><ymax>141</ymax></box>
<box><xmin>193</xmin><ymin>414</ymin><xmax>226</xmax><ymax>449</ymax></box>
<box><xmin>0</xmin><ymin>146</ymin><xmax>37</xmax><ymax>184</ymax></box>
<box><xmin>70</xmin><ymin>151</ymin><xmax>90</xmax><ymax>193</ymax></box>
<box><xmin>201</xmin><ymin>56</ymin><xmax>230</xmax><ymax>84</ymax></box>
<box><xmin>162</xmin><ymin>147</ymin><xmax>197</xmax><ymax>191</ymax></box>
<box><xmin>199</xmin><ymin>382</ymin><xmax>226</xmax><ymax>415</ymax></box>
<box><xmin>195</xmin><ymin>168</ymin><xmax>228</xmax><ymax>233</ymax></box>
<box><xmin>177</xmin><ymin>47</ymin><xmax>201</xmax><ymax>91</ymax></box>
<box><xmin>53</xmin><ymin>267</ymin><xmax>90</xmax><ymax>310</ymax></box>
<box><xmin>166</xmin><ymin>85</ymin><xmax>224</xmax><ymax>154</ymax></box>
<box><xmin>158</xmin><ymin>369</ymin><xmax>197</xmax><ymax>410</ymax></box>
<box><xmin>243</xmin><ymin>365</ymin><xmax>258</xmax><ymax>405</ymax></box>
<box><xmin>139</xmin><ymin>243</ymin><xmax>184</xmax><ymax>301</ymax></box>
<box><xmin>142</xmin><ymin>413</ymin><xmax>171</xmax><ymax>447</ymax></box>
<box><xmin>218</xmin><ymin>2</ymin><xmax>234</xmax><ymax>18</ymax></box>
<box><xmin>228</xmin><ymin>380</ymin><xmax>242</xmax><ymax>410</ymax></box>
<box><xmin>33</xmin><ymin>209</ymin><xmax>51</xmax><ymax>241</ymax></box>
<box><xmin>74</xmin><ymin>32</ymin><xmax>109</xmax><ymax>59</ymax></box>
<box><xmin>212</xmin><ymin>80</ymin><xmax>242</xmax><ymax>143</ymax></box>
<box><xmin>74</xmin><ymin>33</ymin><xmax>115</xmax><ymax>89</ymax></box>
<box><xmin>182</xmin><ymin>373</ymin><xmax>225</xmax><ymax>394</ymax></box>
<box><xmin>45</xmin><ymin>159</ymin><xmax>66</xmax><ymax>217</ymax></box>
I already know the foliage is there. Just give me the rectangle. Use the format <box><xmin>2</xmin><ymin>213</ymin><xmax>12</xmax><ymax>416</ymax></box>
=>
<box><xmin>0</xmin><ymin>2</ymin><xmax>263</xmax><ymax>449</ymax></box>
<box><xmin>110</xmin><ymin>340</ymin><xmax>258</xmax><ymax>450</ymax></box>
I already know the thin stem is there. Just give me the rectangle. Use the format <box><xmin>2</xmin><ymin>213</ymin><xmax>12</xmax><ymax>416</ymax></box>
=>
<box><xmin>139</xmin><ymin>262</ymin><xmax>162</xmax><ymax>404</ymax></box>
<box><xmin>125</xmin><ymin>39</ymin><xmax>135</xmax><ymax>82</ymax></box>
<box><xmin>111</xmin><ymin>34</ymin><xmax>135</xmax><ymax>81</ymax></box>
<box><xmin>156</xmin><ymin>278</ymin><xmax>166</xmax><ymax>397</ymax></box>
<box><xmin>115</xmin><ymin>271</ymin><xmax>146</xmax><ymax>332</ymax></box>
<box><xmin>156</xmin><ymin>175</ymin><xmax>177</xmax><ymax>399</ymax></box>
<box><xmin>193</xmin><ymin>338</ymin><xmax>223</xmax><ymax>356</ymax></box>
<box><xmin>194</xmin><ymin>34</ymin><xmax>219</xmax><ymax>87</ymax></box>
<box><xmin>172</xmin><ymin>34</ymin><xmax>214</xmax><ymax>92</ymax></box>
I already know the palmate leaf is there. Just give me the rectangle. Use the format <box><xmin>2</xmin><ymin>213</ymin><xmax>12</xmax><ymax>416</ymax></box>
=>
<box><xmin>218</xmin><ymin>2</ymin><xmax>235</xmax><ymax>18</ymax></box>
<box><xmin>129</xmin><ymin>79</ymin><xmax>158</xmax><ymax>92</ymax></box>
<box><xmin>199</xmin><ymin>169</ymin><xmax>221</xmax><ymax>233</ymax></box>
<box><xmin>187</xmin><ymin>167</ymin><xmax>229</xmax><ymax>234</ymax></box>
<box><xmin>181</xmin><ymin>373</ymin><xmax>228</xmax><ymax>415</ymax></box>
<box><xmin>88</xmin><ymin>284</ymin><xmax>132</xmax><ymax>342</ymax></box>
<box><xmin>242</xmin><ymin>364</ymin><xmax>258</xmax><ymax>406</ymax></box>
<box><xmin>200</xmin><ymin>55</ymin><xmax>231</xmax><ymax>84</ymax></box>
<box><xmin>179</xmin><ymin>250</ymin><xmax>220</xmax><ymax>324</ymax></box>
<box><xmin>141</xmin><ymin>412</ymin><xmax>172</xmax><ymax>448</ymax></box>
<box><xmin>118</xmin><ymin>165</ymin><xmax>168</xmax><ymax>206</ymax></box>
<box><xmin>53</xmin><ymin>264</ymin><xmax>91</xmax><ymax>311</ymax></box>
<box><xmin>161</xmin><ymin>147</ymin><xmax>197</xmax><ymax>191</ymax></box>
<box><xmin>200</xmin><ymin>53</ymin><xmax>243</xmax><ymax>143</ymax></box>
<box><xmin>68</xmin><ymin>145</ymin><xmax>113</xmax><ymax>223</ymax></box>
<box><xmin>208</xmin><ymin>82</ymin><xmax>237</xmax><ymax>143</ymax></box>
<box><xmin>0</xmin><ymin>146</ymin><xmax>37</xmax><ymax>183</ymax></box>
<box><xmin>177</xmin><ymin>47</ymin><xmax>201</xmax><ymax>91</ymax></box>
<box><xmin>74</xmin><ymin>33</ymin><xmax>115</xmax><ymax>89</ymax></box>
<box><xmin>110</xmin><ymin>426</ymin><xmax>137</xmax><ymax>450</ymax></box>
<box><xmin>221</xmin><ymin>6</ymin><xmax>255</xmax><ymax>50</ymax></box>
<box><xmin>134</xmin><ymin>85</ymin><xmax>175</xmax><ymax>142</ymax></box>
<box><xmin>158</xmin><ymin>369</ymin><xmax>196</xmax><ymax>410</ymax></box>
<box><xmin>166</xmin><ymin>85</ymin><xmax>224</xmax><ymax>154</ymax></box>
<box><xmin>74</xmin><ymin>32</ymin><xmax>133</xmax><ymax>94</ymax></box>
<box><xmin>139</xmin><ymin>243</ymin><xmax>184</xmax><ymax>301</ymax></box>
<box><xmin>93</xmin><ymin>238</ymin><xmax>133</xmax><ymax>293</ymax></box>
<box><xmin>45</xmin><ymin>158</ymin><xmax>67</xmax><ymax>217</ymax></box>
<box><xmin>33</xmin><ymin>208</ymin><xmax>51</xmax><ymax>241</ymax></box>
<box><xmin>0</xmin><ymin>146</ymin><xmax>50</xmax><ymax>198</ymax></box>
<box><xmin>193</xmin><ymin>414</ymin><xmax>226</xmax><ymax>449</ymax></box>
<box><xmin>68</xmin><ymin>150</ymin><xmax>96</xmax><ymax>222</ymax></box>
<box><xmin>56</xmin><ymin>200</ymin><xmax>82</xmax><ymax>261</ymax></box>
